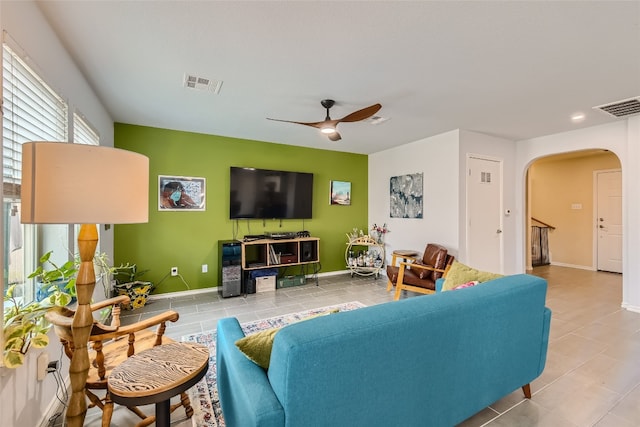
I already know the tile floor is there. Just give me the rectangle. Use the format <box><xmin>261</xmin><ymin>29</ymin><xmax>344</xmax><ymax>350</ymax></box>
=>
<box><xmin>60</xmin><ymin>265</ymin><xmax>640</xmax><ymax>426</ymax></box>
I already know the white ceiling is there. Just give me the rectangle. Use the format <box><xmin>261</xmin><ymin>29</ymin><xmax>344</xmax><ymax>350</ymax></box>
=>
<box><xmin>36</xmin><ymin>1</ymin><xmax>640</xmax><ymax>155</ymax></box>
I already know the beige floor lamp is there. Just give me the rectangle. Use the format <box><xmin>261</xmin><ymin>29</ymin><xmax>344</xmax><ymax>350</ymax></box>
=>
<box><xmin>21</xmin><ymin>142</ymin><xmax>149</xmax><ymax>427</ymax></box>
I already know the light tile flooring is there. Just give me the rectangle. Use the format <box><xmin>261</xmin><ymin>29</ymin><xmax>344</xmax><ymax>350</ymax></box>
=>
<box><xmin>70</xmin><ymin>266</ymin><xmax>640</xmax><ymax>426</ymax></box>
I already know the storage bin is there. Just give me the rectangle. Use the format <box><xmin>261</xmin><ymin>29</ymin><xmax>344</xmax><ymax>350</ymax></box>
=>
<box><xmin>277</xmin><ymin>275</ymin><xmax>306</xmax><ymax>289</ymax></box>
<box><xmin>256</xmin><ymin>275</ymin><xmax>276</xmax><ymax>292</ymax></box>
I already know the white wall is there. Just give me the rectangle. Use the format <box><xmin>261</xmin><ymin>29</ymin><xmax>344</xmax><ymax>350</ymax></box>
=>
<box><xmin>515</xmin><ymin>118</ymin><xmax>640</xmax><ymax>312</ymax></box>
<box><xmin>368</xmin><ymin>130</ymin><xmax>460</xmax><ymax>261</ymax></box>
<box><xmin>371</xmin><ymin>117</ymin><xmax>640</xmax><ymax>311</ymax></box>
<box><xmin>368</xmin><ymin>129</ymin><xmax>519</xmax><ymax>272</ymax></box>
<box><xmin>1</xmin><ymin>2</ymin><xmax>113</xmax><ymax>426</ymax></box>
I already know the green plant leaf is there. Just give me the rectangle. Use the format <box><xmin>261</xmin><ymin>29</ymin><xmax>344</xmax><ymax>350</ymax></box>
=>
<box><xmin>3</xmin><ymin>350</ymin><xmax>25</xmax><ymax>368</ymax></box>
<box><xmin>31</xmin><ymin>333</ymin><xmax>49</xmax><ymax>349</ymax></box>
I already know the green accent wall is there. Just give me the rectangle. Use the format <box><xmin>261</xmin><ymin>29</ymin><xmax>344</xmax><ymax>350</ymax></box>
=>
<box><xmin>114</xmin><ymin>123</ymin><xmax>368</xmax><ymax>294</ymax></box>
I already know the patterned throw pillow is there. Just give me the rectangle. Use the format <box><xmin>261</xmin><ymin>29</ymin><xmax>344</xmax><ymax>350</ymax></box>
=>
<box><xmin>114</xmin><ymin>280</ymin><xmax>154</xmax><ymax>310</ymax></box>
<box><xmin>452</xmin><ymin>280</ymin><xmax>480</xmax><ymax>290</ymax></box>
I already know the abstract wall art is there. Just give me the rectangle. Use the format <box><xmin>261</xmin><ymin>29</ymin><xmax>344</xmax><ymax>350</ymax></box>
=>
<box><xmin>390</xmin><ymin>172</ymin><xmax>423</xmax><ymax>218</ymax></box>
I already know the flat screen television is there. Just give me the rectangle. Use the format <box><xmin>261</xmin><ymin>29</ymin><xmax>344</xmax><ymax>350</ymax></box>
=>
<box><xmin>230</xmin><ymin>167</ymin><xmax>313</xmax><ymax>219</ymax></box>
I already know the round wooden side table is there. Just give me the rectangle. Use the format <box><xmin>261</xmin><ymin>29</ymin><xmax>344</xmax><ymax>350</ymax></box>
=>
<box><xmin>107</xmin><ymin>342</ymin><xmax>209</xmax><ymax>427</ymax></box>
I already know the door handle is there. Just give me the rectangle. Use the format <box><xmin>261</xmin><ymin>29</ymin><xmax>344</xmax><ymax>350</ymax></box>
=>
<box><xmin>496</xmin><ymin>229</ymin><xmax>502</xmax><ymax>234</ymax></box>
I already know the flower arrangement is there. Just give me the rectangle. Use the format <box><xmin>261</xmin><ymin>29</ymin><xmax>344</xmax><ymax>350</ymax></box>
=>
<box><xmin>371</xmin><ymin>223</ymin><xmax>390</xmax><ymax>235</ymax></box>
<box><xmin>370</xmin><ymin>223</ymin><xmax>390</xmax><ymax>243</ymax></box>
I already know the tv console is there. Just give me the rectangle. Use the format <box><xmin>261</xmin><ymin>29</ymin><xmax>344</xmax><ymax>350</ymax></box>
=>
<box><xmin>240</xmin><ymin>236</ymin><xmax>320</xmax><ymax>288</ymax></box>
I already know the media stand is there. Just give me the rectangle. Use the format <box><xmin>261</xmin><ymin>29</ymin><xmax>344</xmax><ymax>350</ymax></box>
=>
<box><xmin>241</xmin><ymin>237</ymin><xmax>320</xmax><ymax>287</ymax></box>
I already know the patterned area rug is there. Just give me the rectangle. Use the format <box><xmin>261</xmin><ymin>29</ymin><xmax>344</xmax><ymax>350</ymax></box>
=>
<box><xmin>181</xmin><ymin>301</ymin><xmax>366</xmax><ymax>427</ymax></box>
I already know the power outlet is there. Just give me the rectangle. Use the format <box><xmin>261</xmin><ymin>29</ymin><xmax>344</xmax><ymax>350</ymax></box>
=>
<box><xmin>171</xmin><ymin>267</ymin><xmax>178</xmax><ymax>276</ymax></box>
<box><xmin>37</xmin><ymin>352</ymin><xmax>49</xmax><ymax>381</ymax></box>
<box><xmin>202</xmin><ymin>264</ymin><xmax>208</xmax><ymax>273</ymax></box>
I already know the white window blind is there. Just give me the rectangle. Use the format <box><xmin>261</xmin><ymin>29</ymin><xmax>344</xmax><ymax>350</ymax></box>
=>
<box><xmin>2</xmin><ymin>44</ymin><xmax>68</xmax><ymax>187</ymax></box>
<box><xmin>73</xmin><ymin>111</ymin><xmax>99</xmax><ymax>146</ymax></box>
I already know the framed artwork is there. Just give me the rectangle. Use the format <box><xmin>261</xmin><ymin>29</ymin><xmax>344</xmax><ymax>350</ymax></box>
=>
<box><xmin>330</xmin><ymin>180</ymin><xmax>351</xmax><ymax>205</ymax></box>
<box><xmin>158</xmin><ymin>175</ymin><xmax>206</xmax><ymax>211</ymax></box>
<box><xmin>390</xmin><ymin>172</ymin><xmax>423</xmax><ymax>218</ymax></box>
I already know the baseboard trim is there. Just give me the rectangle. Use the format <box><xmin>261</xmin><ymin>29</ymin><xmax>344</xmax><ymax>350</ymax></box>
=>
<box><xmin>149</xmin><ymin>270</ymin><xmax>352</xmax><ymax>300</ymax></box>
<box><xmin>621</xmin><ymin>302</ymin><xmax>640</xmax><ymax>314</ymax></box>
<box><xmin>550</xmin><ymin>262</ymin><xmax>595</xmax><ymax>271</ymax></box>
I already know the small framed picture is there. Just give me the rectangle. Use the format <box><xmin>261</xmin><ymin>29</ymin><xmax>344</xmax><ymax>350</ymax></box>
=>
<box><xmin>158</xmin><ymin>175</ymin><xmax>206</xmax><ymax>211</ymax></box>
<box><xmin>330</xmin><ymin>180</ymin><xmax>351</xmax><ymax>205</ymax></box>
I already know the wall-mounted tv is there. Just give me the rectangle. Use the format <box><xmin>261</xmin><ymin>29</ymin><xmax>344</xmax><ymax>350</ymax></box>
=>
<box><xmin>230</xmin><ymin>167</ymin><xmax>313</xmax><ymax>219</ymax></box>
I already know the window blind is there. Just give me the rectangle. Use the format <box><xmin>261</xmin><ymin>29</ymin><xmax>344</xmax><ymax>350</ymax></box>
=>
<box><xmin>73</xmin><ymin>111</ymin><xmax>99</xmax><ymax>146</ymax></box>
<box><xmin>2</xmin><ymin>44</ymin><xmax>68</xmax><ymax>188</ymax></box>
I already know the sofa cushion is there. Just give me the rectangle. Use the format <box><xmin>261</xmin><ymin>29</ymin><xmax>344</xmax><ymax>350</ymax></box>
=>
<box><xmin>442</xmin><ymin>261</ymin><xmax>503</xmax><ymax>291</ymax></box>
<box><xmin>235</xmin><ymin>309</ymin><xmax>339</xmax><ymax>369</ymax></box>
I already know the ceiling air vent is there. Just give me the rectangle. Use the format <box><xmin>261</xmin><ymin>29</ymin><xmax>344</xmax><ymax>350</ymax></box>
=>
<box><xmin>593</xmin><ymin>96</ymin><xmax>640</xmax><ymax>118</ymax></box>
<box><xmin>183</xmin><ymin>73</ymin><xmax>223</xmax><ymax>94</ymax></box>
<box><xmin>366</xmin><ymin>115</ymin><xmax>390</xmax><ymax>125</ymax></box>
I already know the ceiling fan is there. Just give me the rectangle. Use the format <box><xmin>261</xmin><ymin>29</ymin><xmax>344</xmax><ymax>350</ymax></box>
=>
<box><xmin>267</xmin><ymin>99</ymin><xmax>382</xmax><ymax>141</ymax></box>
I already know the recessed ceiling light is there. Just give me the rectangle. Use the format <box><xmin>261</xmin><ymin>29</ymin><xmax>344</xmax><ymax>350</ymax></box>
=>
<box><xmin>571</xmin><ymin>113</ymin><xmax>585</xmax><ymax>122</ymax></box>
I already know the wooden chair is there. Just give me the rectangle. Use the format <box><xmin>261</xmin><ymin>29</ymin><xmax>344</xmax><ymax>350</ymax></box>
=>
<box><xmin>385</xmin><ymin>243</ymin><xmax>455</xmax><ymax>300</ymax></box>
<box><xmin>46</xmin><ymin>296</ymin><xmax>194</xmax><ymax>427</ymax></box>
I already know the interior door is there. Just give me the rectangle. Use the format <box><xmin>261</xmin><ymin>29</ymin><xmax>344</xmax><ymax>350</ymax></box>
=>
<box><xmin>596</xmin><ymin>170</ymin><xmax>622</xmax><ymax>273</ymax></box>
<box><xmin>467</xmin><ymin>156</ymin><xmax>503</xmax><ymax>272</ymax></box>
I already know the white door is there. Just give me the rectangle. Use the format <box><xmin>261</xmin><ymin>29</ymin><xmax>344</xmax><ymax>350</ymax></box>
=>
<box><xmin>467</xmin><ymin>156</ymin><xmax>503</xmax><ymax>272</ymax></box>
<box><xmin>596</xmin><ymin>170</ymin><xmax>622</xmax><ymax>273</ymax></box>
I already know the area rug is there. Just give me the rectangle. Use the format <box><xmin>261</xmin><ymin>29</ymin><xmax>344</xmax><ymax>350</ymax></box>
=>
<box><xmin>181</xmin><ymin>301</ymin><xmax>366</xmax><ymax>427</ymax></box>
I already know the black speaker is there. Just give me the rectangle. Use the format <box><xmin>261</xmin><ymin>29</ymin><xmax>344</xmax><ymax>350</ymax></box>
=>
<box><xmin>301</xmin><ymin>241</ymin><xmax>316</xmax><ymax>262</ymax></box>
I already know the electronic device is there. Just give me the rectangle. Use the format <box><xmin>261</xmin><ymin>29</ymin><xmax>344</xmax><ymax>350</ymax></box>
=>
<box><xmin>243</xmin><ymin>234</ymin><xmax>266</xmax><ymax>242</ymax></box>
<box><xmin>296</xmin><ymin>230</ymin><xmax>310</xmax><ymax>238</ymax></box>
<box><xmin>301</xmin><ymin>240</ymin><xmax>317</xmax><ymax>262</ymax></box>
<box><xmin>229</xmin><ymin>167</ymin><xmax>313</xmax><ymax>220</ymax></box>
<box><xmin>265</xmin><ymin>231</ymin><xmax>296</xmax><ymax>240</ymax></box>
<box><xmin>219</xmin><ymin>241</ymin><xmax>242</xmax><ymax>298</ymax></box>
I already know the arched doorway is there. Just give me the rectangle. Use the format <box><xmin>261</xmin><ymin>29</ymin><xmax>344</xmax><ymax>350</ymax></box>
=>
<box><xmin>525</xmin><ymin>149</ymin><xmax>622</xmax><ymax>272</ymax></box>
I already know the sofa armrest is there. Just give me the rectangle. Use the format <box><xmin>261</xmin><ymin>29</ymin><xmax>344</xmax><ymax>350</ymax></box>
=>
<box><xmin>399</xmin><ymin>261</ymin><xmax>446</xmax><ymax>273</ymax></box>
<box><xmin>216</xmin><ymin>318</ymin><xmax>285</xmax><ymax>427</ymax></box>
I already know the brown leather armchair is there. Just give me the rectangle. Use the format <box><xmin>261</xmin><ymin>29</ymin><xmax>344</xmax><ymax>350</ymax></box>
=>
<box><xmin>386</xmin><ymin>243</ymin><xmax>454</xmax><ymax>300</ymax></box>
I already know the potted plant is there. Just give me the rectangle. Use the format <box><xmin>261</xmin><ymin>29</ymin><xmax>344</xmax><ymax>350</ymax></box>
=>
<box><xmin>3</xmin><ymin>251</ymin><xmax>116</xmax><ymax>368</ymax></box>
<box><xmin>112</xmin><ymin>264</ymin><xmax>154</xmax><ymax>310</ymax></box>
<box><xmin>28</xmin><ymin>251</ymin><xmax>77</xmax><ymax>304</ymax></box>
<box><xmin>2</xmin><ymin>280</ymin><xmax>72</xmax><ymax>369</ymax></box>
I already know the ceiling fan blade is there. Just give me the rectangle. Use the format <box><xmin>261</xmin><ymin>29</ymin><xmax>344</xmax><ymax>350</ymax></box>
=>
<box><xmin>267</xmin><ymin>117</ymin><xmax>338</xmax><ymax>130</ymax></box>
<box><xmin>328</xmin><ymin>131</ymin><xmax>342</xmax><ymax>142</ymax></box>
<box><xmin>338</xmin><ymin>103</ymin><xmax>382</xmax><ymax>123</ymax></box>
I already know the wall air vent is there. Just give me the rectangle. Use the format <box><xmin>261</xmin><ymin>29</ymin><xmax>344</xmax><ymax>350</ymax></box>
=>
<box><xmin>593</xmin><ymin>96</ymin><xmax>640</xmax><ymax>118</ymax></box>
<box><xmin>183</xmin><ymin>73</ymin><xmax>223</xmax><ymax>94</ymax></box>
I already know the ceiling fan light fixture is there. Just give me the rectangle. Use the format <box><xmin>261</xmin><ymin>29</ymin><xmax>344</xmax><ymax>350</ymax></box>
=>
<box><xmin>320</xmin><ymin>125</ymin><xmax>336</xmax><ymax>134</ymax></box>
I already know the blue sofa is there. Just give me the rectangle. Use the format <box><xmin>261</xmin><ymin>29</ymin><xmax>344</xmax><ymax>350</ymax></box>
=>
<box><xmin>216</xmin><ymin>274</ymin><xmax>551</xmax><ymax>427</ymax></box>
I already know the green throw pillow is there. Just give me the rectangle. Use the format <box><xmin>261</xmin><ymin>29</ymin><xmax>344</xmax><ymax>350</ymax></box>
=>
<box><xmin>441</xmin><ymin>261</ymin><xmax>503</xmax><ymax>291</ymax></box>
<box><xmin>235</xmin><ymin>328</ymin><xmax>279</xmax><ymax>369</ymax></box>
<box><xmin>235</xmin><ymin>308</ymin><xmax>339</xmax><ymax>369</ymax></box>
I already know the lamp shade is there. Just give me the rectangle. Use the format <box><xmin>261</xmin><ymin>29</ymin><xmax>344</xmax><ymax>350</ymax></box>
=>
<box><xmin>21</xmin><ymin>142</ymin><xmax>149</xmax><ymax>224</ymax></box>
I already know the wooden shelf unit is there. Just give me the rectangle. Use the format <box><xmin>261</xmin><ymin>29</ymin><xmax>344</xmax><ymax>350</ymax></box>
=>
<box><xmin>241</xmin><ymin>237</ymin><xmax>320</xmax><ymax>270</ymax></box>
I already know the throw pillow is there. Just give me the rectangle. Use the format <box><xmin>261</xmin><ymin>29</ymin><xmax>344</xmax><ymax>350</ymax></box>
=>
<box><xmin>235</xmin><ymin>308</ymin><xmax>339</xmax><ymax>369</ymax></box>
<box><xmin>452</xmin><ymin>280</ymin><xmax>479</xmax><ymax>290</ymax></box>
<box><xmin>235</xmin><ymin>328</ymin><xmax>279</xmax><ymax>369</ymax></box>
<box><xmin>441</xmin><ymin>261</ymin><xmax>503</xmax><ymax>291</ymax></box>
